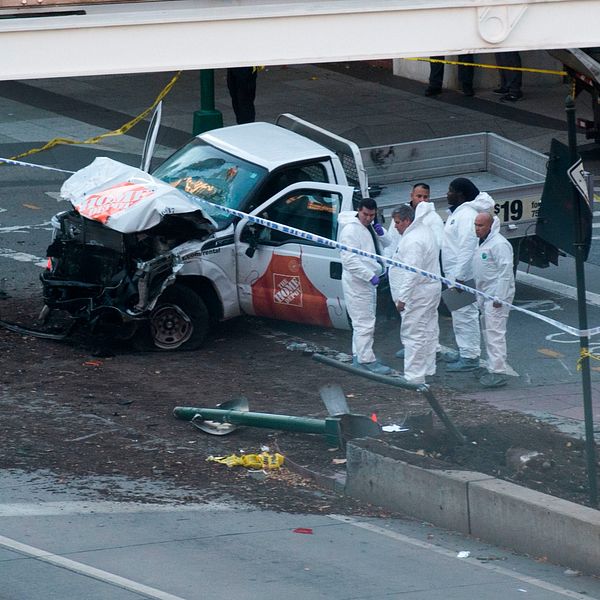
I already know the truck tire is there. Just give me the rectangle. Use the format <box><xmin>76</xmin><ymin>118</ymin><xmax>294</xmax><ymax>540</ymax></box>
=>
<box><xmin>134</xmin><ymin>283</ymin><xmax>209</xmax><ymax>351</ymax></box>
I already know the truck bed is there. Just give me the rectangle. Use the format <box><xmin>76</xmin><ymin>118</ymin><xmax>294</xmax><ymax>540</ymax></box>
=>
<box><xmin>361</xmin><ymin>132</ymin><xmax>547</xmax><ymax>239</ymax></box>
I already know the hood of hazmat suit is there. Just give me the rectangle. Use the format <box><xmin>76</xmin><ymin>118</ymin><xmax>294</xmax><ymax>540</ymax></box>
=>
<box><xmin>338</xmin><ymin>211</ymin><xmax>386</xmax><ymax>282</ymax></box>
<box><xmin>389</xmin><ymin>201</ymin><xmax>441</xmax><ymax>305</ymax></box>
<box><xmin>442</xmin><ymin>192</ymin><xmax>495</xmax><ymax>281</ymax></box>
<box><xmin>385</xmin><ymin>201</ymin><xmax>443</xmax><ymax>257</ymax></box>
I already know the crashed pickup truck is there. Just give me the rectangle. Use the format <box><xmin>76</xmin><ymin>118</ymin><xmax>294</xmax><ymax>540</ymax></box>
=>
<box><xmin>41</xmin><ymin>115</ymin><xmax>358</xmax><ymax>350</ymax></box>
<box><xmin>41</xmin><ymin>113</ymin><xmax>555</xmax><ymax>351</ymax></box>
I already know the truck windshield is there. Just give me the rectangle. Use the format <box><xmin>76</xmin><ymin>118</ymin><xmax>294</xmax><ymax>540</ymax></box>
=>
<box><xmin>153</xmin><ymin>139</ymin><xmax>267</xmax><ymax>229</ymax></box>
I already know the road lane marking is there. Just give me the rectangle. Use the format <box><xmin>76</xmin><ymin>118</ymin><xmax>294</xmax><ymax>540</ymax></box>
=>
<box><xmin>0</xmin><ymin>500</ymin><xmax>235</xmax><ymax>517</ymax></box>
<box><xmin>0</xmin><ymin>247</ymin><xmax>46</xmax><ymax>267</ymax></box>
<box><xmin>0</xmin><ymin>222</ymin><xmax>52</xmax><ymax>233</ymax></box>
<box><xmin>330</xmin><ymin>515</ymin><xmax>594</xmax><ymax>599</ymax></box>
<box><xmin>0</xmin><ymin>533</ymin><xmax>187</xmax><ymax>600</ymax></box>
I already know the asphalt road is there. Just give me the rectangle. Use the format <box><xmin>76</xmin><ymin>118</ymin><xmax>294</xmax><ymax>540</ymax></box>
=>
<box><xmin>2</xmin><ymin>470</ymin><xmax>600</xmax><ymax>600</ymax></box>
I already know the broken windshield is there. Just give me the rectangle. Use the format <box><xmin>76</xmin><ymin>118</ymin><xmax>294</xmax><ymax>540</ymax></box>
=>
<box><xmin>153</xmin><ymin>139</ymin><xmax>267</xmax><ymax>228</ymax></box>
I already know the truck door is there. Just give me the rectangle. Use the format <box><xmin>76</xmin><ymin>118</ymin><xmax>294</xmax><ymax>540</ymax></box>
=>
<box><xmin>235</xmin><ymin>183</ymin><xmax>353</xmax><ymax>329</ymax></box>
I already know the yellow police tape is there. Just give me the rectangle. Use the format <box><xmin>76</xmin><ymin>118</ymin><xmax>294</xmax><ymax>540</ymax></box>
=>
<box><xmin>10</xmin><ymin>71</ymin><xmax>182</xmax><ymax>162</ymax></box>
<box><xmin>206</xmin><ymin>452</ymin><xmax>285</xmax><ymax>470</ymax></box>
<box><xmin>576</xmin><ymin>348</ymin><xmax>600</xmax><ymax>371</ymax></box>
<box><xmin>405</xmin><ymin>57</ymin><xmax>567</xmax><ymax>77</ymax></box>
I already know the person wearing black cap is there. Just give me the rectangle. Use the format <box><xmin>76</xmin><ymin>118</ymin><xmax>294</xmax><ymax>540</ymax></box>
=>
<box><xmin>441</xmin><ymin>177</ymin><xmax>495</xmax><ymax>372</ymax></box>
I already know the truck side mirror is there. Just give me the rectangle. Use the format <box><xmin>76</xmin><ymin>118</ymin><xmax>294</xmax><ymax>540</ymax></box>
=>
<box><xmin>243</xmin><ymin>225</ymin><xmax>260</xmax><ymax>258</ymax></box>
<box><xmin>245</xmin><ymin>243</ymin><xmax>257</xmax><ymax>258</ymax></box>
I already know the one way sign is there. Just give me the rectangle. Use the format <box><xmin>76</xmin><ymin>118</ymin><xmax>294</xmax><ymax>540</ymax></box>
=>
<box><xmin>567</xmin><ymin>158</ymin><xmax>590</xmax><ymax>205</ymax></box>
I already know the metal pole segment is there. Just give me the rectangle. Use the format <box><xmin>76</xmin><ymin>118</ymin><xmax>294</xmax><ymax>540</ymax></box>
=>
<box><xmin>566</xmin><ymin>95</ymin><xmax>598</xmax><ymax>507</ymax></box>
<box><xmin>192</xmin><ymin>69</ymin><xmax>223</xmax><ymax>135</ymax></box>
<box><xmin>174</xmin><ymin>407</ymin><xmax>342</xmax><ymax>447</ymax></box>
<box><xmin>174</xmin><ymin>407</ymin><xmax>328</xmax><ymax>433</ymax></box>
<box><xmin>312</xmin><ymin>353</ymin><xmax>466</xmax><ymax>445</ymax></box>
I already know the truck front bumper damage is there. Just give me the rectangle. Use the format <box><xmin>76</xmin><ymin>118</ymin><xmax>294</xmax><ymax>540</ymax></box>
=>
<box><xmin>40</xmin><ymin>251</ymin><xmax>183</xmax><ymax>330</ymax></box>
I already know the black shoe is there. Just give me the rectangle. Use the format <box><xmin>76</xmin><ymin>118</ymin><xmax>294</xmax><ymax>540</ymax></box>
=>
<box><xmin>424</xmin><ymin>86</ymin><xmax>442</xmax><ymax>97</ymax></box>
<box><xmin>493</xmin><ymin>87</ymin><xmax>509</xmax><ymax>95</ymax></box>
<box><xmin>499</xmin><ymin>92</ymin><xmax>523</xmax><ymax>102</ymax></box>
<box><xmin>462</xmin><ymin>86</ymin><xmax>474</xmax><ymax>97</ymax></box>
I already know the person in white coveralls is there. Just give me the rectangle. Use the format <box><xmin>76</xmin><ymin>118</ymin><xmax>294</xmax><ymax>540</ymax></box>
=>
<box><xmin>389</xmin><ymin>203</ymin><xmax>441</xmax><ymax>384</ymax></box>
<box><xmin>338</xmin><ymin>198</ymin><xmax>393</xmax><ymax>375</ymax></box>
<box><xmin>441</xmin><ymin>177</ymin><xmax>495</xmax><ymax>372</ymax></box>
<box><xmin>387</xmin><ymin>182</ymin><xmax>444</xmax><ymax>360</ymax></box>
<box><xmin>473</xmin><ymin>211</ymin><xmax>515</xmax><ymax>388</ymax></box>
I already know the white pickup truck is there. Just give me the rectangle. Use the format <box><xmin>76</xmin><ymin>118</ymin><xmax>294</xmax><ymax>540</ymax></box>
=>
<box><xmin>41</xmin><ymin>114</ymin><xmax>555</xmax><ymax>350</ymax></box>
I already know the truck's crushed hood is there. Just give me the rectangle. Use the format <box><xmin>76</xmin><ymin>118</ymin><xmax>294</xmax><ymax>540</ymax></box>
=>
<box><xmin>61</xmin><ymin>157</ymin><xmax>217</xmax><ymax>234</ymax></box>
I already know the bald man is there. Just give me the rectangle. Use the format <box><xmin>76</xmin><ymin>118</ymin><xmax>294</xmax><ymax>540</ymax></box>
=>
<box><xmin>473</xmin><ymin>211</ymin><xmax>515</xmax><ymax>388</ymax></box>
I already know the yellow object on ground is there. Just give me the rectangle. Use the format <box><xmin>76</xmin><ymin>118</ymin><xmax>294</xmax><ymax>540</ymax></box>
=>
<box><xmin>207</xmin><ymin>452</ymin><xmax>285</xmax><ymax>470</ymax></box>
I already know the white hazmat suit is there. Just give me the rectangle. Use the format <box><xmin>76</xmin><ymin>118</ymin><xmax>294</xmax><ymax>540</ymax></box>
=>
<box><xmin>473</xmin><ymin>216</ymin><xmax>515</xmax><ymax>374</ymax></box>
<box><xmin>442</xmin><ymin>192</ymin><xmax>495</xmax><ymax>360</ymax></box>
<box><xmin>338</xmin><ymin>211</ymin><xmax>390</xmax><ymax>364</ymax></box>
<box><xmin>389</xmin><ymin>202</ymin><xmax>442</xmax><ymax>384</ymax></box>
<box><xmin>385</xmin><ymin>202</ymin><xmax>444</xmax><ymax>257</ymax></box>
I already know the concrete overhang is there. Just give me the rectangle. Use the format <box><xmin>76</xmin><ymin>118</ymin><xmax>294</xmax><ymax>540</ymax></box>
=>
<box><xmin>0</xmin><ymin>0</ymin><xmax>598</xmax><ymax>80</ymax></box>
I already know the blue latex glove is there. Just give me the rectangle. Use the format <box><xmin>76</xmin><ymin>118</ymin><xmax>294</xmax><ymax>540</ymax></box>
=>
<box><xmin>370</xmin><ymin>275</ymin><xmax>380</xmax><ymax>286</ymax></box>
<box><xmin>373</xmin><ymin>222</ymin><xmax>385</xmax><ymax>236</ymax></box>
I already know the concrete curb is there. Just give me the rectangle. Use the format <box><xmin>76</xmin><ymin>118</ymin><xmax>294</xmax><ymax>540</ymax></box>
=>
<box><xmin>344</xmin><ymin>439</ymin><xmax>600</xmax><ymax>577</ymax></box>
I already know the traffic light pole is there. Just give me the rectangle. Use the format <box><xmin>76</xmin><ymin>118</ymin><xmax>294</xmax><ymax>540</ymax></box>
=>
<box><xmin>566</xmin><ymin>95</ymin><xmax>598</xmax><ymax>507</ymax></box>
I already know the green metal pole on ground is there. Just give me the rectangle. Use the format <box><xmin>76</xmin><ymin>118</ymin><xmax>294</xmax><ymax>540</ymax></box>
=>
<box><xmin>192</xmin><ymin>69</ymin><xmax>223</xmax><ymax>135</ymax></box>
<box><xmin>174</xmin><ymin>406</ymin><xmax>342</xmax><ymax>447</ymax></box>
<box><xmin>566</xmin><ymin>95</ymin><xmax>598</xmax><ymax>507</ymax></box>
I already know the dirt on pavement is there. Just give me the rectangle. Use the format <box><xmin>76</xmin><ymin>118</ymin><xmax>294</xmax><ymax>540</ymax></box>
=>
<box><xmin>1</xmin><ymin>295</ymin><xmax>598</xmax><ymax>513</ymax></box>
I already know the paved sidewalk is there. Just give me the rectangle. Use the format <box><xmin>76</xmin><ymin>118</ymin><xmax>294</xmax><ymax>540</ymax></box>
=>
<box><xmin>460</xmin><ymin>381</ymin><xmax>600</xmax><ymax>439</ymax></box>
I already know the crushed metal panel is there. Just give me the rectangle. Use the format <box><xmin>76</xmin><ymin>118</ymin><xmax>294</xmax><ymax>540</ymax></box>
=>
<box><xmin>61</xmin><ymin>157</ymin><xmax>217</xmax><ymax>234</ymax></box>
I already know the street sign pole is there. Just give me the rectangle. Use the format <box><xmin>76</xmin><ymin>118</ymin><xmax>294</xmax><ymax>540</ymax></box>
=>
<box><xmin>566</xmin><ymin>95</ymin><xmax>598</xmax><ymax>507</ymax></box>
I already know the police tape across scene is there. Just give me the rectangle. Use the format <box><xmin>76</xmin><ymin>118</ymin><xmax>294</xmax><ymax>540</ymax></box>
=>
<box><xmin>2</xmin><ymin>155</ymin><xmax>598</xmax><ymax>339</ymax></box>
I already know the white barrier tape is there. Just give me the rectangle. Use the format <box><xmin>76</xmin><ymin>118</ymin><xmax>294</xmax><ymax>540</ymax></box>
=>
<box><xmin>3</xmin><ymin>155</ymin><xmax>596</xmax><ymax>338</ymax></box>
<box><xmin>0</xmin><ymin>157</ymin><xmax>75</xmax><ymax>174</ymax></box>
<box><xmin>195</xmin><ymin>197</ymin><xmax>600</xmax><ymax>339</ymax></box>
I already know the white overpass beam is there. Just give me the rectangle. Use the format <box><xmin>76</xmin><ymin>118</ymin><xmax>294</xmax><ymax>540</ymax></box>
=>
<box><xmin>0</xmin><ymin>0</ymin><xmax>598</xmax><ymax>80</ymax></box>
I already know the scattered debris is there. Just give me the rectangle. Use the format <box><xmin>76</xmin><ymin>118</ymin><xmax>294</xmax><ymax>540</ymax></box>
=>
<box><xmin>506</xmin><ymin>447</ymin><xmax>544</xmax><ymax>472</ymax></box>
<box><xmin>83</xmin><ymin>360</ymin><xmax>103</xmax><ymax>368</ymax></box>
<box><xmin>382</xmin><ymin>425</ymin><xmax>409</xmax><ymax>433</ymax></box>
<box><xmin>206</xmin><ymin>452</ymin><xmax>285</xmax><ymax>470</ymax></box>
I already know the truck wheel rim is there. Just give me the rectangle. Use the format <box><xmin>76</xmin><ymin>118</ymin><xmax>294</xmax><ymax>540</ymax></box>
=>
<box><xmin>150</xmin><ymin>304</ymin><xmax>193</xmax><ymax>349</ymax></box>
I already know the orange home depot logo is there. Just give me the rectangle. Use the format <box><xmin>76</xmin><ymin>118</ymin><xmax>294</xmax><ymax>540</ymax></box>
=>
<box><xmin>76</xmin><ymin>181</ymin><xmax>155</xmax><ymax>224</ymax></box>
<box><xmin>273</xmin><ymin>274</ymin><xmax>302</xmax><ymax>307</ymax></box>
<box><xmin>252</xmin><ymin>254</ymin><xmax>332</xmax><ymax>327</ymax></box>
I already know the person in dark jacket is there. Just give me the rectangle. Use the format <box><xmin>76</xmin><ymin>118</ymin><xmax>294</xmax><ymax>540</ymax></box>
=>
<box><xmin>227</xmin><ymin>67</ymin><xmax>258</xmax><ymax>124</ymax></box>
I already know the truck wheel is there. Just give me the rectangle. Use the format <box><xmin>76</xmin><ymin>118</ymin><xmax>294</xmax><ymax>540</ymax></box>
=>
<box><xmin>136</xmin><ymin>283</ymin><xmax>209</xmax><ymax>351</ymax></box>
